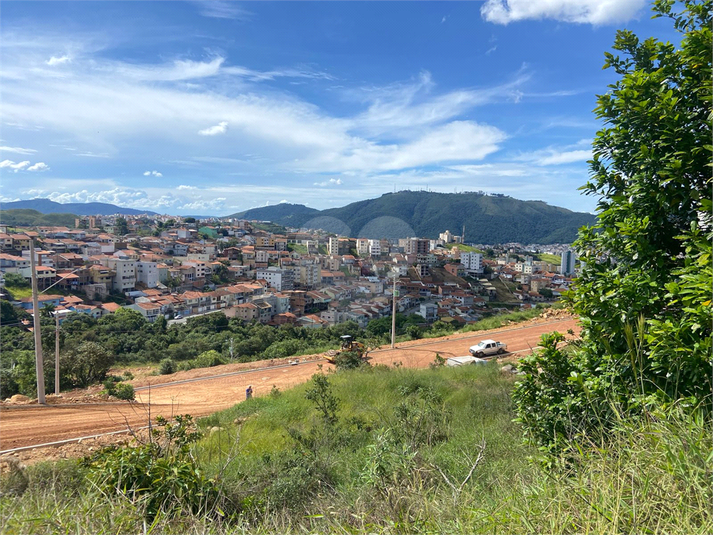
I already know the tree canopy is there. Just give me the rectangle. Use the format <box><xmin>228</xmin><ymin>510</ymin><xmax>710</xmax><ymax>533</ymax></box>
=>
<box><xmin>514</xmin><ymin>0</ymin><xmax>712</xmax><ymax>452</ymax></box>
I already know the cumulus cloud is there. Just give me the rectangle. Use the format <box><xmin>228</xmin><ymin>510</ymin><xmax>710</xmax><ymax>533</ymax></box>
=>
<box><xmin>179</xmin><ymin>197</ymin><xmax>227</xmax><ymax>211</ymax></box>
<box><xmin>27</xmin><ymin>162</ymin><xmax>50</xmax><ymax>171</ymax></box>
<box><xmin>47</xmin><ymin>55</ymin><xmax>71</xmax><ymax>66</ymax></box>
<box><xmin>481</xmin><ymin>0</ymin><xmax>645</xmax><ymax>25</ymax></box>
<box><xmin>0</xmin><ymin>146</ymin><xmax>37</xmax><ymax>155</ymax></box>
<box><xmin>143</xmin><ymin>170</ymin><xmax>163</xmax><ymax>177</ymax></box>
<box><xmin>177</xmin><ymin>185</ymin><xmax>197</xmax><ymax>190</ymax></box>
<box><xmin>198</xmin><ymin>121</ymin><xmax>229</xmax><ymax>136</ymax></box>
<box><xmin>0</xmin><ymin>159</ymin><xmax>30</xmax><ymax>172</ymax></box>
<box><xmin>313</xmin><ymin>178</ymin><xmax>342</xmax><ymax>186</ymax></box>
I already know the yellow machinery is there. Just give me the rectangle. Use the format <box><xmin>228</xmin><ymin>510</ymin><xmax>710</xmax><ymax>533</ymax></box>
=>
<box><xmin>324</xmin><ymin>335</ymin><xmax>367</xmax><ymax>364</ymax></box>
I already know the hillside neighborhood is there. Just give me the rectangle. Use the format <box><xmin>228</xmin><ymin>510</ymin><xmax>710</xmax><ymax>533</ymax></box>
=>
<box><xmin>0</xmin><ymin>214</ymin><xmax>578</xmax><ymax>329</ymax></box>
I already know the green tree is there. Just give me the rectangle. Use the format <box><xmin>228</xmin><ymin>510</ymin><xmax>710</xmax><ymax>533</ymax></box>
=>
<box><xmin>514</xmin><ymin>0</ymin><xmax>713</xmax><ymax>452</ymax></box>
<box><xmin>3</xmin><ymin>272</ymin><xmax>29</xmax><ymax>288</ymax></box>
<box><xmin>63</xmin><ymin>341</ymin><xmax>114</xmax><ymax>387</ymax></box>
<box><xmin>114</xmin><ymin>217</ymin><xmax>129</xmax><ymax>236</ymax></box>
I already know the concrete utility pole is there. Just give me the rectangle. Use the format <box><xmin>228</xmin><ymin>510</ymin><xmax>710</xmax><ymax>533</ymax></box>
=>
<box><xmin>55</xmin><ymin>312</ymin><xmax>60</xmax><ymax>395</ymax></box>
<box><xmin>30</xmin><ymin>240</ymin><xmax>46</xmax><ymax>404</ymax></box>
<box><xmin>391</xmin><ymin>272</ymin><xmax>398</xmax><ymax>349</ymax></box>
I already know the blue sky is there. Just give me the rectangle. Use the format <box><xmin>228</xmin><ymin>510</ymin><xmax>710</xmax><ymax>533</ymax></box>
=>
<box><xmin>0</xmin><ymin>0</ymin><xmax>675</xmax><ymax>216</ymax></box>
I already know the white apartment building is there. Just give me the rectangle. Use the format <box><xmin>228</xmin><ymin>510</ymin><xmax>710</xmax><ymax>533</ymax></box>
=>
<box><xmin>356</xmin><ymin>238</ymin><xmax>370</xmax><ymax>257</ymax></box>
<box><xmin>461</xmin><ymin>252</ymin><xmax>483</xmax><ymax>274</ymax></box>
<box><xmin>256</xmin><ymin>267</ymin><xmax>294</xmax><ymax>291</ymax></box>
<box><xmin>328</xmin><ymin>237</ymin><xmax>340</xmax><ymax>256</ymax></box>
<box><xmin>136</xmin><ymin>261</ymin><xmax>159</xmax><ymax>288</ymax></box>
<box><xmin>368</xmin><ymin>239</ymin><xmax>381</xmax><ymax>256</ymax></box>
<box><xmin>105</xmin><ymin>258</ymin><xmax>136</xmax><ymax>292</ymax></box>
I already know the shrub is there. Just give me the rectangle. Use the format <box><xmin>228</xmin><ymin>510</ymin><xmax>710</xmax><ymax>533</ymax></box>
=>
<box><xmin>114</xmin><ymin>383</ymin><xmax>135</xmax><ymax>401</ymax></box>
<box><xmin>158</xmin><ymin>358</ymin><xmax>176</xmax><ymax>375</ymax></box>
<box><xmin>83</xmin><ymin>415</ymin><xmax>220</xmax><ymax>521</ymax></box>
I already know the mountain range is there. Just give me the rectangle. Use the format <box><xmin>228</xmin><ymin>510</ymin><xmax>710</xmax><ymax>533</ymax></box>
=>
<box><xmin>228</xmin><ymin>191</ymin><xmax>596</xmax><ymax>244</ymax></box>
<box><xmin>0</xmin><ymin>198</ymin><xmax>158</xmax><ymax>216</ymax></box>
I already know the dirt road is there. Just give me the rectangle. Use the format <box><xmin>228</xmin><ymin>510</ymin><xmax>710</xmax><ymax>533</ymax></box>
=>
<box><xmin>0</xmin><ymin>317</ymin><xmax>577</xmax><ymax>454</ymax></box>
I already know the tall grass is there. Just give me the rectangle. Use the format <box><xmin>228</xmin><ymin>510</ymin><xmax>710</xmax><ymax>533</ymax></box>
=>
<box><xmin>1</xmin><ymin>363</ymin><xmax>709</xmax><ymax>534</ymax></box>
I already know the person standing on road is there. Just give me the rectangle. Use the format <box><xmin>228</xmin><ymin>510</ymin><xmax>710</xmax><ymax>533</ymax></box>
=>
<box><xmin>245</xmin><ymin>385</ymin><xmax>253</xmax><ymax>400</ymax></box>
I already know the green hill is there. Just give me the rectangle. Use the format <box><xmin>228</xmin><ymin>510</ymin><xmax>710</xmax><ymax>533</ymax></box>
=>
<box><xmin>228</xmin><ymin>203</ymin><xmax>319</xmax><ymax>225</ymax></box>
<box><xmin>0</xmin><ymin>209</ymin><xmax>77</xmax><ymax>227</ymax></box>
<box><xmin>226</xmin><ymin>191</ymin><xmax>595</xmax><ymax>244</ymax></box>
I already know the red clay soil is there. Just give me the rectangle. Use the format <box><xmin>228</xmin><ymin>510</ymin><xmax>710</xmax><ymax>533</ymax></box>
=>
<box><xmin>0</xmin><ymin>315</ymin><xmax>578</xmax><ymax>464</ymax></box>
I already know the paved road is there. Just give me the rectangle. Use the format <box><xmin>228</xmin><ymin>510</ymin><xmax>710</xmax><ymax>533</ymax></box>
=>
<box><xmin>0</xmin><ymin>317</ymin><xmax>578</xmax><ymax>452</ymax></box>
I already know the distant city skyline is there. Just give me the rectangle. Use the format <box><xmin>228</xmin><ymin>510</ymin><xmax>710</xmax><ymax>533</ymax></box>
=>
<box><xmin>0</xmin><ymin>0</ymin><xmax>673</xmax><ymax>216</ymax></box>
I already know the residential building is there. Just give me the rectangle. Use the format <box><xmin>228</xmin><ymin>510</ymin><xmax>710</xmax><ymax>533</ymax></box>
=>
<box><xmin>256</xmin><ymin>267</ymin><xmax>294</xmax><ymax>291</ymax></box>
<box><xmin>461</xmin><ymin>252</ymin><xmax>483</xmax><ymax>274</ymax></box>
<box><xmin>560</xmin><ymin>249</ymin><xmax>576</xmax><ymax>276</ymax></box>
<box><xmin>105</xmin><ymin>258</ymin><xmax>136</xmax><ymax>292</ymax></box>
<box><xmin>136</xmin><ymin>261</ymin><xmax>159</xmax><ymax>288</ymax></box>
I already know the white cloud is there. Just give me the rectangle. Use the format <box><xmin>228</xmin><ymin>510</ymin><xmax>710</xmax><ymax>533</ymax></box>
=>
<box><xmin>177</xmin><ymin>185</ymin><xmax>197</xmax><ymax>190</ymax></box>
<box><xmin>195</xmin><ymin>1</ymin><xmax>251</xmax><ymax>20</ymax></box>
<box><xmin>47</xmin><ymin>55</ymin><xmax>71</xmax><ymax>66</ymax></box>
<box><xmin>536</xmin><ymin>149</ymin><xmax>591</xmax><ymax>165</ymax></box>
<box><xmin>0</xmin><ymin>159</ymin><xmax>30</xmax><ymax>171</ymax></box>
<box><xmin>515</xmin><ymin>143</ymin><xmax>592</xmax><ymax>165</ymax></box>
<box><xmin>143</xmin><ymin>170</ymin><xmax>163</xmax><ymax>177</ymax></box>
<box><xmin>27</xmin><ymin>162</ymin><xmax>50</xmax><ymax>171</ymax></box>
<box><xmin>441</xmin><ymin>16</ymin><xmax>447</xmax><ymax>23</ymax></box>
<box><xmin>481</xmin><ymin>0</ymin><xmax>645</xmax><ymax>25</ymax></box>
<box><xmin>0</xmin><ymin>33</ymin><xmax>522</xmax><ymax>180</ymax></box>
<box><xmin>108</xmin><ymin>57</ymin><xmax>225</xmax><ymax>82</ymax></box>
<box><xmin>0</xmin><ymin>145</ymin><xmax>37</xmax><ymax>155</ymax></box>
<box><xmin>313</xmin><ymin>178</ymin><xmax>342</xmax><ymax>186</ymax></box>
<box><xmin>179</xmin><ymin>197</ymin><xmax>227</xmax><ymax>211</ymax></box>
<box><xmin>198</xmin><ymin>121</ymin><xmax>229</xmax><ymax>136</ymax></box>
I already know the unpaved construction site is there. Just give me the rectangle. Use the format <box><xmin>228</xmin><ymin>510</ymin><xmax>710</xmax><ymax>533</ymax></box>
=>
<box><xmin>0</xmin><ymin>314</ymin><xmax>578</xmax><ymax>465</ymax></box>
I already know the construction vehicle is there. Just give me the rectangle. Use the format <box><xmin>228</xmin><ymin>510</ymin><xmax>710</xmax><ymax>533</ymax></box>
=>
<box><xmin>324</xmin><ymin>335</ymin><xmax>369</xmax><ymax>364</ymax></box>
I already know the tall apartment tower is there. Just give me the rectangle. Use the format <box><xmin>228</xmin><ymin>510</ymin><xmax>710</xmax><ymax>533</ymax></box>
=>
<box><xmin>560</xmin><ymin>249</ymin><xmax>577</xmax><ymax>276</ymax></box>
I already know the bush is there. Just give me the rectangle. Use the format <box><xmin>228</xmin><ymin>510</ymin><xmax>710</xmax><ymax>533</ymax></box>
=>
<box><xmin>113</xmin><ymin>383</ymin><xmax>135</xmax><ymax>401</ymax></box>
<box><xmin>159</xmin><ymin>358</ymin><xmax>176</xmax><ymax>375</ymax></box>
<box><xmin>333</xmin><ymin>350</ymin><xmax>368</xmax><ymax>371</ymax></box>
<box><xmin>83</xmin><ymin>415</ymin><xmax>220</xmax><ymax>520</ymax></box>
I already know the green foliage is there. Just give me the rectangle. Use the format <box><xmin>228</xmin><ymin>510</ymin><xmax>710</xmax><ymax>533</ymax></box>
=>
<box><xmin>3</xmin><ymin>367</ymin><xmax>711</xmax><ymax>534</ymax></box>
<box><xmin>429</xmin><ymin>353</ymin><xmax>446</xmax><ymax>368</ymax></box>
<box><xmin>83</xmin><ymin>415</ymin><xmax>219</xmax><ymax>521</ymax></box>
<box><xmin>63</xmin><ymin>342</ymin><xmax>114</xmax><ymax>388</ymax></box>
<box><xmin>3</xmin><ymin>272</ymin><xmax>29</xmax><ymax>288</ymax></box>
<box><xmin>304</xmin><ymin>372</ymin><xmax>339</xmax><ymax>425</ymax></box>
<box><xmin>114</xmin><ymin>217</ymin><xmax>128</xmax><ymax>236</ymax></box>
<box><xmin>178</xmin><ymin>350</ymin><xmax>226</xmax><ymax>371</ymax></box>
<box><xmin>516</xmin><ymin>0</ymin><xmax>713</xmax><ymax>453</ymax></box>
<box><xmin>159</xmin><ymin>358</ymin><xmax>176</xmax><ymax>375</ymax></box>
<box><xmin>113</xmin><ymin>382</ymin><xmax>135</xmax><ymax>401</ymax></box>
<box><xmin>0</xmin><ymin>209</ymin><xmax>77</xmax><ymax>227</ymax></box>
<box><xmin>231</xmin><ymin>191</ymin><xmax>595</xmax><ymax>243</ymax></box>
<box><xmin>333</xmin><ymin>349</ymin><xmax>368</xmax><ymax>371</ymax></box>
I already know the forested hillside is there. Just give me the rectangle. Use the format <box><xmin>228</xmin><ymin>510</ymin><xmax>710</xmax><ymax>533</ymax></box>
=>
<box><xmin>228</xmin><ymin>191</ymin><xmax>595</xmax><ymax>243</ymax></box>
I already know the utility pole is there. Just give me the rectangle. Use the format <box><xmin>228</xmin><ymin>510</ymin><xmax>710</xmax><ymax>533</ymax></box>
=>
<box><xmin>30</xmin><ymin>240</ymin><xmax>46</xmax><ymax>404</ymax></box>
<box><xmin>55</xmin><ymin>312</ymin><xmax>60</xmax><ymax>395</ymax></box>
<box><xmin>391</xmin><ymin>272</ymin><xmax>398</xmax><ymax>349</ymax></box>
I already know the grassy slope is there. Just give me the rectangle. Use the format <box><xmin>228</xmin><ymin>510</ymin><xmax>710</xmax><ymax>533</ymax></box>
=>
<box><xmin>537</xmin><ymin>252</ymin><xmax>561</xmax><ymax>265</ymax></box>
<box><xmin>2</xmin><ymin>364</ymin><xmax>709</xmax><ymax>534</ymax></box>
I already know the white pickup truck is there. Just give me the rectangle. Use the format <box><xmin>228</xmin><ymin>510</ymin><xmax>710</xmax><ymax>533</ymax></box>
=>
<box><xmin>468</xmin><ymin>339</ymin><xmax>507</xmax><ymax>357</ymax></box>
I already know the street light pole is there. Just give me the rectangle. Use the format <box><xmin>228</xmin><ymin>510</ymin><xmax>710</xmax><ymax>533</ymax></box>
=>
<box><xmin>391</xmin><ymin>272</ymin><xmax>398</xmax><ymax>349</ymax></box>
<box><xmin>55</xmin><ymin>312</ymin><xmax>60</xmax><ymax>395</ymax></box>
<box><xmin>30</xmin><ymin>240</ymin><xmax>46</xmax><ymax>404</ymax></box>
